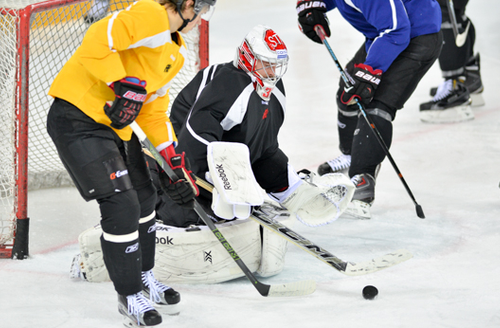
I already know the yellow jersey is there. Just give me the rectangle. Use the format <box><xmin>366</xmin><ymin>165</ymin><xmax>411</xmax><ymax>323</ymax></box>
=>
<box><xmin>49</xmin><ymin>0</ymin><xmax>186</xmax><ymax>149</ymax></box>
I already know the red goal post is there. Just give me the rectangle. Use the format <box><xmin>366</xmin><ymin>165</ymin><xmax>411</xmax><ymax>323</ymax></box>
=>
<box><xmin>0</xmin><ymin>0</ymin><xmax>209</xmax><ymax>259</ymax></box>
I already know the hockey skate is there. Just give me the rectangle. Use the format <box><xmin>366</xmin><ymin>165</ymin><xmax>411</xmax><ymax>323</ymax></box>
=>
<box><xmin>118</xmin><ymin>292</ymin><xmax>162</xmax><ymax>327</ymax></box>
<box><xmin>420</xmin><ymin>79</ymin><xmax>473</xmax><ymax>123</ymax></box>
<box><xmin>317</xmin><ymin>154</ymin><xmax>351</xmax><ymax>176</ymax></box>
<box><xmin>343</xmin><ymin>174</ymin><xmax>375</xmax><ymax>220</ymax></box>
<box><xmin>142</xmin><ymin>270</ymin><xmax>180</xmax><ymax>316</ymax></box>
<box><xmin>430</xmin><ymin>54</ymin><xmax>484</xmax><ymax>107</ymax></box>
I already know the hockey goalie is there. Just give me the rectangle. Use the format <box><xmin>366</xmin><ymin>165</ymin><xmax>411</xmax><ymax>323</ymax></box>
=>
<box><xmin>71</xmin><ymin>24</ymin><xmax>355</xmax><ymax>286</ymax></box>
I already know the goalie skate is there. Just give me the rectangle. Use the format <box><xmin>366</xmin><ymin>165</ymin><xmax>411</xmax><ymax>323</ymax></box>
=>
<box><xmin>343</xmin><ymin>200</ymin><xmax>371</xmax><ymax>219</ymax></box>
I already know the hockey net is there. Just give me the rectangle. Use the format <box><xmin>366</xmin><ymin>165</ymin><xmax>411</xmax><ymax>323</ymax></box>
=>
<box><xmin>0</xmin><ymin>0</ymin><xmax>209</xmax><ymax>259</ymax></box>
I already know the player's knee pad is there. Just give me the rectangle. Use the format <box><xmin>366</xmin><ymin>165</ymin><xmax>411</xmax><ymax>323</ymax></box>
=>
<box><xmin>98</xmin><ymin>189</ymin><xmax>140</xmax><ymax>235</ymax></box>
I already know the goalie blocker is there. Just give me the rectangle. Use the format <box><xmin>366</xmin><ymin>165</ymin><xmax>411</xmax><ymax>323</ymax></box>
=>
<box><xmin>70</xmin><ymin>212</ymin><xmax>294</xmax><ymax>284</ymax></box>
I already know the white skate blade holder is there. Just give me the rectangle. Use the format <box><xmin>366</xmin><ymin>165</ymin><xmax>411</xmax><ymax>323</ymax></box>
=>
<box><xmin>420</xmin><ymin>101</ymin><xmax>474</xmax><ymax>123</ymax></box>
<box><xmin>207</xmin><ymin>141</ymin><xmax>264</xmax><ymax>208</ymax></box>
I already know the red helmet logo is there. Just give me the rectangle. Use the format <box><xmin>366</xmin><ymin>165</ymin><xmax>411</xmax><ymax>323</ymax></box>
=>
<box><xmin>264</xmin><ymin>30</ymin><xmax>286</xmax><ymax>52</ymax></box>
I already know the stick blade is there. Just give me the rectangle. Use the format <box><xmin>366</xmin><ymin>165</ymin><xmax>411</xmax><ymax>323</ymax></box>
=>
<box><xmin>416</xmin><ymin>204</ymin><xmax>425</xmax><ymax>219</ymax></box>
<box><xmin>343</xmin><ymin>249</ymin><xmax>413</xmax><ymax>276</ymax></box>
<box><xmin>266</xmin><ymin>280</ymin><xmax>316</xmax><ymax>297</ymax></box>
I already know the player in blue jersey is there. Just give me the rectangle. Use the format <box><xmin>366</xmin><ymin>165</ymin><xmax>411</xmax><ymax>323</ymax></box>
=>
<box><xmin>296</xmin><ymin>0</ymin><xmax>443</xmax><ymax>218</ymax></box>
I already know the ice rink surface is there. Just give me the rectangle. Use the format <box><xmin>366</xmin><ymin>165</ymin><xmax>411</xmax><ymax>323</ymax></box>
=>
<box><xmin>1</xmin><ymin>1</ymin><xmax>500</xmax><ymax>327</ymax></box>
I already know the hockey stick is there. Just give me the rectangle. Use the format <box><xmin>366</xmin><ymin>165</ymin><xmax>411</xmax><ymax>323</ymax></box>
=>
<box><xmin>130</xmin><ymin>122</ymin><xmax>316</xmax><ymax>297</ymax></box>
<box><xmin>195</xmin><ymin>177</ymin><xmax>413</xmax><ymax>276</ymax></box>
<box><xmin>446</xmin><ymin>0</ymin><xmax>470</xmax><ymax>47</ymax></box>
<box><xmin>314</xmin><ymin>25</ymin><xmax>425</xmax><ymax>219</ymax></box>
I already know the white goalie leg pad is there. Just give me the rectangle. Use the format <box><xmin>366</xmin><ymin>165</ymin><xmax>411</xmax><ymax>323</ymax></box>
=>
<box><xmin>255</xmin><ymin>203</ymin><xmax>295</xmax><ymax>277</ymax></box>
<box><xmin>153</xmin><ymin>220</ymin><xmax>262</xmax><ymax>284</ymax></box>
<box><xmin>207</xmin><ymin>142</ymin><xmax>264</xmax><ymax>220</ymax></box>
<box><xmin>272</xmin><ymin>168</ymin><xmax>355</xmax><ymax>227</ymax></box>
<box><xmin>77</xmin><ymin>225</ymin><xmax>111</xmax><ymax>283</ymax></box>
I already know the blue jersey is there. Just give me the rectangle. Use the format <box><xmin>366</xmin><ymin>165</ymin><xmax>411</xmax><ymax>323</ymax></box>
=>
<box><xmin>324</xmin><ymin>0</ymin><xmax>441</xmax><ymax>72</ymax></box>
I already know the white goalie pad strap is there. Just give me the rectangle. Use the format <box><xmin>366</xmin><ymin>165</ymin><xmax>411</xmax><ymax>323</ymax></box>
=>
<box><xmin>153</xmin><ymin>220</ymin><xmax>262</xmax><ymax>284</ymax></box>
<box><xmin>256</xmin><ymin>205</ymin><xmax>293</xmax><ymax>277</ymax></box>
<box><xmin>207</xmin><ymin>141</ymin><xmax>264</xmax><ymax>206</ymax></box>
<box><xmin>275</xmin><ymin>172</ymin><xmax>355</xmax><ymax>227</ymax></box>
<box><xmin>77</xmin><ymin>225</ymin><xmax>111</xmax><ymax>283</ymax></box>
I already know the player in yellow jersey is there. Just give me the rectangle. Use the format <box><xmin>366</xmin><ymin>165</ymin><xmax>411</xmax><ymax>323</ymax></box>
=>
<box><xmin>47</xmin><ymin>0</ymin><xmax>216</xmax><ymax>326</ymax></box>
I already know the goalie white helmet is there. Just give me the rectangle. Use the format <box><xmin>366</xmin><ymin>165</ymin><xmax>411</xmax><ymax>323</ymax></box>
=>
<box><xmin>234</xmin><ymin>25</ymin><xmax>289</xmax><ymax>101</ymax></box>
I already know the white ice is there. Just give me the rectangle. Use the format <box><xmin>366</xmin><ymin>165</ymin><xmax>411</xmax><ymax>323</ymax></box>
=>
<box><xmin>1</xmin><ymin>0</ymin><xmax>500</xmax><ymax>327</ymax></box>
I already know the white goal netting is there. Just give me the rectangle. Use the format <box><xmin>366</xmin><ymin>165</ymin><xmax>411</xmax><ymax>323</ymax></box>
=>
<box><xmin>0</xmin><ymin>0</ymin><xmax>207</xmax><ymax>251</ymax></box>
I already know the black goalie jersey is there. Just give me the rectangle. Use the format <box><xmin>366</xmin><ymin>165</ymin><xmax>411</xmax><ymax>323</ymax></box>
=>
<box><xmin>170</xmin><ymin>62</ymin><xmax>289</xmax><ymax>194</ymax></box>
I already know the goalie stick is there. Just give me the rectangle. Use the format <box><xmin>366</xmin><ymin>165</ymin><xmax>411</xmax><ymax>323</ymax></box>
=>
<box><xmin>252</xmin><ymin>204</ymin><xmax>412</xmax><ymax>276</ymax></box>
<box><xmin>195</xmin><ymin>177</ymin><xmax>413</xmax><ymax>276</ymax></box>
<box><xmin>314</xmin><ymin>25</ymin><xmax>425</xmax><ymax>220</ymax></box>
<box><xmin>130</xmin><ymin>122</ymin><xmax>316</xmax><ymax>298</ymax></box>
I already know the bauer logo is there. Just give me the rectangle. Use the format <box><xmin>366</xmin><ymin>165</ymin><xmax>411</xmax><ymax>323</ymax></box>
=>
<box><xmin>110</xmin><ymin>169</ymin><xmax>128</xmax><ymax>180</ymax></box>
<box><xmin>125</xmin><ymin>242</ymin><xmax>139</xmax><ymax>253</ymax></box>
<box><xmin>123</xmin><ymin>91</ymin><xmax>146</xmax><ymax>102</ymax></box>
<box><xmin>216</xmin><ymin>164</ymin><xmax>232</xmax><ymax>190</ymax></box>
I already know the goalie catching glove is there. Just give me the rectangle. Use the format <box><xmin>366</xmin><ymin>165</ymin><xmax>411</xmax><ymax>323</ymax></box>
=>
<box><xmin>159</xmin><ymin>145</ymin><xmax>199</xmax><ymax>209</ymax></box>
<box><xmin>270</xmin><ymin>168</ymin><xmax>355</xmax><ymax>227</ymax></box>
<box><xmin>104</xmin><ymin>77</ymin><xmax>147</xmax><ymax>129</ymax></box>
<box><xmin>296</xmin><ymin>0</ymin><xmax>330</xmax><ymax>44</ymax></box>
<box><xmin>340</xmin><ymin>63</ymin><xmax>382</xmax><ymax>106</ymax></box>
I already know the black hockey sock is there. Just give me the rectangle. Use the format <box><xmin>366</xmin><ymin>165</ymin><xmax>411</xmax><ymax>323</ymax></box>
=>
<box><xmin>349</xmin><ymin>113</ymin><xmax>392</xmax><ymax>177</ymax></box>
<box><xmin>100</xmin><ymin>235</ymin><xmax>142</xmax><ymax>296</ymax></box>
<box><xmin>139</xmin><ymin>214</ymin><xmax>156</xmax><ymax>272</ymax></box>
<box><xmin>337</xmin><ymin>110</ymin><xmax>358</xmax><ymax>155</ymax></box>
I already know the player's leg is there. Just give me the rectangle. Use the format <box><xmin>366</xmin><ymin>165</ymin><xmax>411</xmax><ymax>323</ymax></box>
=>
<box><xmin>421</xmin><ymin>0</ymin><xmax>483</xmax><ymax>120</ymax></box>
<box><xmin>47</xmin><ymin>98</ymin><xmax>161</xmax><ymax>326</ymax></box>
<box><xmin>126</xmin><ymin>137</ymin><xmax>181</xmax><ymax>314</ymax></box>
<box><xmin>347</xmin><ymin>31</ymin><xmax>442</xmax><ymax>217</ymax></box>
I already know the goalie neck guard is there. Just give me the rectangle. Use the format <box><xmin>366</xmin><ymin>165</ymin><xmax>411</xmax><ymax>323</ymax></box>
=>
<box><xmin>234</xmin><ymin>25</ymin><xmax>289</xmax><ymax>101</ymax></box>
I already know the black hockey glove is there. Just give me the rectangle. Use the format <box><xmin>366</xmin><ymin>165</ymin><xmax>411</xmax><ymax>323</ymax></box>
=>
<box><xmin>159</xmin><ymin>146</ymin><xmax>199</xmax><ymax>209</ymax></box>
<box><xmin>104</xmin><ymin>77</ymin><xmax>147</xmax><ymax>129</ymax></box>
<box><xmin>296</xmin><ymin>0</ymin><xmax>330</xmax><ymax>44</ymax></box>
<box><xmin>340</xmin><ymin>63</ymin><xmax>382</xmax><ymax>106</ymax></box>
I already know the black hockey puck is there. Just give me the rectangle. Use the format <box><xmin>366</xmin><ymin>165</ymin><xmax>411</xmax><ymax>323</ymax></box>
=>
<box><xmin>362</xmin><ymin>285</ymin><xmax>378</xmax><ymax>300</ymax></box>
